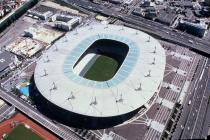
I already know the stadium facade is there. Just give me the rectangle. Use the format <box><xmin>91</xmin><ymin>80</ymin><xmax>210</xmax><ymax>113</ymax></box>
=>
<box><xmin>31</xmin><ymin>24</ymin><xmax>166</xmax><ymax>129</ymax></box>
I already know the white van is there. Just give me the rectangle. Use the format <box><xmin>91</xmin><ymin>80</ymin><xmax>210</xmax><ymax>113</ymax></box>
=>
<box><xmin>188</xmin><ymin>40</ymin><xmax>193</xmax><ymax>43</ymax></box>
<box><xmin>188</xmin><ymin>100</ymin><xmax>191</xmax><ymax>105</ymax></box>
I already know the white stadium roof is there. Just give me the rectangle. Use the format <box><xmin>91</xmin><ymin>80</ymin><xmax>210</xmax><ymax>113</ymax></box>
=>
<box><xmin>34</xmin><ymin>24</ymin><xmax>166</xmax><ymax>117</ymax></box>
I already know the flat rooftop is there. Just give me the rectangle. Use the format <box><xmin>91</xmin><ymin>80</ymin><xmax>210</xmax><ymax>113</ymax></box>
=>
<box><xmin>0</xmin><ymin>51</ymin><xmax>14</xmax><ymax>72</ymax></box>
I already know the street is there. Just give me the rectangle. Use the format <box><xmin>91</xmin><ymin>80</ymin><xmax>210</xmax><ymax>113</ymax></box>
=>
<box><xmin>64</xmin><ymin>0</ymin><xmax>210</xmax><ymax>56</ymax></box>
<box><xmin>172</xmin><ymin>58</ymin><xmax>210</xmax><ymax>139</ymax></box>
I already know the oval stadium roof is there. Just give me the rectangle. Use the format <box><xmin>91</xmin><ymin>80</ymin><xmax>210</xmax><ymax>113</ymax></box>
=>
<box><xmin>34</xmin><ymin>24</ymin><xmax>166</xmax><ymax>117</ymax></box>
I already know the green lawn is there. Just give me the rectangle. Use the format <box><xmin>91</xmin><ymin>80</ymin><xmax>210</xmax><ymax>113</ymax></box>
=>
<box><xmin>84</xmin><ymin>55</ymin><xmax>119</xmax><ymax>81</ymax></box>
<box><xmin>5</xmin><ymin>124</ymin><xmax>43</xmax><ymax>140</ymax></box>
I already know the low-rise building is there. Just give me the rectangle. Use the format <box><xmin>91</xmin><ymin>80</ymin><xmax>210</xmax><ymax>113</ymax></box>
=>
<box><xmin>140</xmin><ymin>0</ymin><xmax>153</xmax><ymax>7</ymax></box>
<box><xmin>103</xmin><ymin>0</ymin><xmax>123</xmax><ymax>4</ymax></box>
<box><xmin>177</xmin><ymin>19</ymin><xmax>208</xmax><ymax>37</ymax></box>
<box><xmin>200</xmin><ymin>6</ymin><xmax>210</xmax><ymax>16</ymax></box>
<box><xmin>0</xmin><ymin>0</ymin><xmax>23</xmax><ymax>19</ymax></box>
<box><xmin>0</xmin><ymin>50</ymin><xmax>20</xmax><ymax>79</ymax></box>
<box><xmin>156</xmin><ymin>8</ymin><xmax>177</xmax><ymax>26</ymax></box>
<box><xmin>28</xmin><ymin>10</ymin><xmax>53</xmax><ymax>20</ymax></box>
<box><xmin>132</xmin><ymin>8</ymin><xmax>144</xmax><ymax>16</ymax></box>
<box><xmin>52</xmin><ymin>14</ymin><xmax>82</xmax><ymax>31</ymax></box>
<box><xmin>102</xmin><ymin>0</ymin><xmax>133</xmax><ymax>5</ymax></box>
<box><xmin>124</xmin><ymin>0</ymin><xmax>133</xmax><ymax>5</ymax></box>
<box><xmin>205</xmin><ymin>0</ymin><xmax>210</xmax><ymax>5</ymax></box>
<box><xmin>170</xmin><ymin>1</ymin><xmax>194</xmax><ymax>9</ymax></box>
<box><xmin>132</xmin><ymin>7</ymin><xmax>157</xmax><ymax>20</ymax></box>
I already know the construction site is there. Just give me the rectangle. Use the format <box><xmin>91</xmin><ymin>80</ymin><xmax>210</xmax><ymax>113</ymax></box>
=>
<box><xmin>5</xmin><ymin>37</ymin><xmax>45</xmax><ymax>58</ymax></box>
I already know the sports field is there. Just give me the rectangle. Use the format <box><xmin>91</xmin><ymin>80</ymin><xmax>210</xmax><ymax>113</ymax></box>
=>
<box><xmin>5</xmin><ymin>124</ymin><xmax>43</xmax><ymax>140</ymax></box>
<box><xmin>84</xmin><ymin>55</ymin><xmax>119</xmax><ymax>81</ymax></box>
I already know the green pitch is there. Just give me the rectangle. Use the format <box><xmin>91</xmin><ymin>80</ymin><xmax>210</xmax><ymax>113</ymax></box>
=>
<box><xmin>84</xmin><ymin>55</ymin><xmax>119</xmax><ymax>81</ymax></box>
<box><xmin>5</xmin><ymin>124</ymin><xmax>43</xmax><ymax>140</ymax></box>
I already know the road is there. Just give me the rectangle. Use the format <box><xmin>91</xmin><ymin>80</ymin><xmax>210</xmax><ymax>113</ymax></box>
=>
<box><xmin>201</xmin><ymin>99</ymin><xmax>210</xmax><ymax>138</ymax></box>
<box><xmin>0</xmin><ymin>88</ymin><xmax>82</xmax><ymax>140</ymax></box>
<box><xmin>0</xmin><ymin>104</ymin><xmax>15</xmax><ymax>122</ymax></box>
<box><xmin>172</xmin><ymin>58</ymin><xmax>210</xmax><ymax>139</ymax></box>
<box><xmin>64</xmin><ymin>0</ymin><xmax>210</xmax><ymax>56</ymax></box>
<box><xmin>191</xmin><ymin>63</ymin><xmax>210</xmax><ymax>139</ymax></box>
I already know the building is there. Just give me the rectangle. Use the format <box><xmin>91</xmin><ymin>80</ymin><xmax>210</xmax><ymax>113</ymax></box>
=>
<box><xmin>132</xmin><ymin>8</ymin><xmax>144</xmax><ymax>16</ymax></box>
<box><xmin>132</xmin><ymin>7</ymin><xmax>157</xmax><ymax>19</ymax></box>
<box><xmin>31</xmin><ymin>24</ymin><xmax>166</xmax><ymax>129</ymax></box>
<box><xmin>200</xmin><ymin>6</ymin><xmax>210</xmax><ymax>16</ymax></box>
<box><xmin>170</xmin><ymin>1</ymin><xmax>194</xmax><ymax>9</ymax></box>
<box><xmin>205</xmin><ymin>0</ymin><xmax>210</xmax><ymax>5</ymax></box>
<box><xmin>0</xmin><ymin>50</ymin><xmax>20</xmax><ymax>79</ymax></box>
<box><xmin>102</xmin><ymin>0</ymin><xmax>123</xmax><ymax>4</ymax></box>
<box><xmin>0</xmin><ymin>0</ymin><xmax>23</xmax><ymax>19</ymax></box>
<box><xmin>102</xmin><ymin>0</ymin><xmax>133</xmax><ymax>5</ymax></box>
<box><xmin>28</xmin><ymin>10</ymin><xmax>53</xmax><ymax>20</ymax></box>
<box><xmin>156</xmin><ymin>8</ymin><xmax>177</xmax><ymax>26</ymax></box>
<box><xmin>177</xmin><ymin>19</ymin><xmax>208</xmax><ymax>37</ymax></box>
<box><xmin>52</xmin><ymin>14</ymin><xmax>82</xmax><ymax>31</ymax></box>
<box><xmin>140</xmin><ymin>0</ymin><xmax>153</xmax><ymax>7</ymax></box>
<box><xmin>123</xmin><ymin>0</ymin><xmax>134</xmax><ymax>5</ymax></box>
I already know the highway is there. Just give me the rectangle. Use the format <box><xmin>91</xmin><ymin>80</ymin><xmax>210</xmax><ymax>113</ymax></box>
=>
<box><xmin>181</xmin><ymin>58</ymin><xmax>210</xmax><ymax>139</ymax></box>
<box><xmin>0</xmin><ymin>88</ymin><xmax>82</xmax><ymax>140</ymax></box>
<box><xmin>64</xmin><ymin>0</ymin><xmax>210</xmax><ymax>56</ymax></box>
<box><xmin>172</xmin><ymin>57</ymin><xmax>210</xmax><ymax>139</ymax></box>
<box><xmin>191</xmin><ymin>79</ymin><xmax>210</xmax><ymax>139</ymax></box>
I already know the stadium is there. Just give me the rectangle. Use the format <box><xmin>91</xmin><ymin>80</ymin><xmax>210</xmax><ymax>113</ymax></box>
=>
<box><xmin>30</xmin><ymin>24</ymin><xmax>166</xmax><ymax>129</ymax></box>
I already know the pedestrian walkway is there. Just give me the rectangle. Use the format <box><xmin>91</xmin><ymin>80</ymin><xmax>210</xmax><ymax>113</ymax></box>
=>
<box><xmin>178</xmin><ymin>81</ymin><xmax>190</xmax><ymax>104</ymax></box>
<box><xmin>170</xmin><ymin>52</ymin><xmax>192</xmax><ymax>61</ymax></box>
<box><xmin>108</xmin><ymin>131</ymin><xmax>126</xmax><ymax>140</ymax></box>
<box><xmin>157</xmin><ymin>97</ymin><xmax>175</xmax><ymax>109</ymax></box>
<box><xmin>171</xmin><ymin>67</ymin><xmax>187</xmax><ymax>76</ymax></box>
<box><xmin>101</xmin><ymin>133</ymin><xmax>113</xmax><ymax>140</ymax></box>
<box><xmin>150</xmin><ymin>121</ymin><xmax>165</xmax><ymax>133</ymax></box>
<box><xmin>162</xmin><ymin>82</ymin><xmax>181</xmax><ymax>93</ymax></box>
